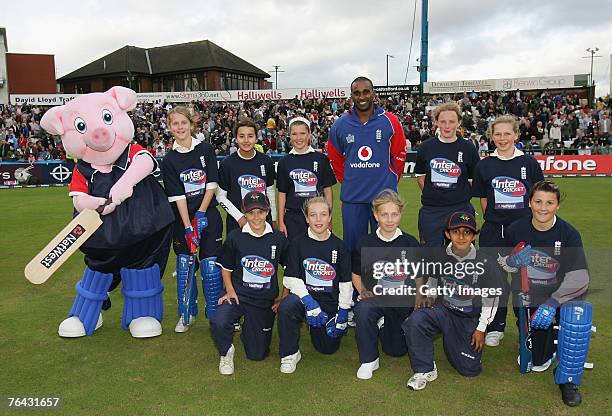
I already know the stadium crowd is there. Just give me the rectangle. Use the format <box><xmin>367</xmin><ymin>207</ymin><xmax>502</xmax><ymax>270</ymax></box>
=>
<box><xmin>1</xmin><ymin>89</ymin><xmax>610</xmax><ymax>162</ymax></box>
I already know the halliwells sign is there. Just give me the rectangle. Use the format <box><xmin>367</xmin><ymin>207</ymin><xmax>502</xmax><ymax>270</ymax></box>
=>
<box><xmin>11</xmin><ymin>87</ymin><xmax>350</xmax><ymax>106</ymax></box>
<box><xmin>534</xmin><ymin>155</ymin><xmax>612</xmax><ymax>175</ymax></box>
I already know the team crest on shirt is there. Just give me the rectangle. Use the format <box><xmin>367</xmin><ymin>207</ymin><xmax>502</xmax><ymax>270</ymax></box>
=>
<box><xmin>554</xmin><ymin>241</ymin><xmax>561</xmax><ymax>255</ymax></box>
<box><xmin>260</xmin><ymin>164</ymin><xmax>266</xmax><ymax>176</ymax></box>
<box><xmin>303</xmin><ymin>258</ymin><xmax>336</xmax><ymax>292</ymax></box>
<box><xmin>520</xmin><ymin>166</ymin><xmax>527</xmax><ymax>180</ymax></box>
<box><xmin>271</xmin><ymin>245</ymin><xmax>277</xmax><ymax>259</ymax></box>
<box><xmin>241</xmin><ymin>255</ymin><xmax>275</xmax><ymax>289</ymax></box>
<box><xmin>313</xmin><ymin>161</ymin><xmax>319</xmax><ymax>172</ymax></box>
<box><xmin>376</xmin><ymin>129</ymin><xmax>382</xmax><ymax>142</ymax></box>
<box><xmin>331</xmin><ymin>250</ymin><xmax>338</xmax><ymax>264</ymax></box>
<box><xmin>200</xmin><ymin>156</ymin><xmax>206</xmax><ymax>168</ymax></box>
<box><xmin>458</xmin><ymin>152</ymin><xmax>463</xmax><ymax>162</ymax></box>
<box><xmin>346</xmin><ymin>134</ymin><xmax>355</xmax><ymax>144</ymax></box>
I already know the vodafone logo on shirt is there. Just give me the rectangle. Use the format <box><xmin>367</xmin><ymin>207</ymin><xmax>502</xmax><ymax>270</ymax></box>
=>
<box><xmin>358</xmin><ymin>146</ymin><xmax>373</xmax><ymax>161</ymax></box>
<box><xmin>350</xmin><ymin>146</ymin><xmax>381</xmax><ymax>168</ymax></box>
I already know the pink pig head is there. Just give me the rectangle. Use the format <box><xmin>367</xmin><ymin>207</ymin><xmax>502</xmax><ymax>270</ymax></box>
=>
<box><xmin>40</xmin><ymin>86</ymin><xmax>137</xmax><ymax>165</ymax></box>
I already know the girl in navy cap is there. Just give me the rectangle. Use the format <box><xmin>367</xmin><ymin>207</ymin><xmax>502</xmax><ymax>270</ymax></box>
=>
<box><xmin>210</xmin><ymin>191</ymin><xmax>290</xmax><ymax>375</ymax></box>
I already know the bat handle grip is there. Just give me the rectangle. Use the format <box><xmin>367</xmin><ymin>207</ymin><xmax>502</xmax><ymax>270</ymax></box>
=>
<box><xmin>96</xmin><ymin>199</ymin><xmax>113</xmax><ymax>214</ymax></box>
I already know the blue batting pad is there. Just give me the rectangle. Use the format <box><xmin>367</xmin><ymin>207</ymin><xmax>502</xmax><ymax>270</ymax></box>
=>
<box><xmin>176</xmin><ymin>254</ymin><xmax>199</xmax><ymax>321</ymax></box>
<box><xmin>201</xmin><ymin>257</ymin><xmax>222</xmax><ymax>319</ymax></box>
<box><xmin>554</xmin><ymin>301</ymin><xmax>592</xmax><ymax>386</ymax></box>
<box><xmin>120</xmin><ymin>265</ymin><xmax>164</xmax><ymax>329</ymax></box>
<box><xmin>69</xmin><ymin>267</ymin><xmax>113</xmax><ymax>336</ymax></box>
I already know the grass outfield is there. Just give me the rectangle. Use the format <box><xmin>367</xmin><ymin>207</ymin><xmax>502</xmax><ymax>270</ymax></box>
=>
<box><xmin>1</xmin><ymin>178</ymin><xmax>610</xmax><ymax>415</ymax></box>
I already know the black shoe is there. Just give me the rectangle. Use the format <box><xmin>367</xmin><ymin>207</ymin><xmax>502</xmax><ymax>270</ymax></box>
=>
<box><xmin>559</xmin><ymin>382</ymin><xmax>582</xmax><ymax>407</ymax></box>
<box><xmin>102</xmin><ymin>296</ymin><xmax>111</xmax><ymax>311</ymax></box>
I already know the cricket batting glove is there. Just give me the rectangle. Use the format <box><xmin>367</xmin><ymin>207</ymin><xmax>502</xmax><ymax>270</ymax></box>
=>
<box><xmin>531</xmin><ymin>298</ymin><xmax>560</xmax><ymax>330</ymax></box>
<box><xmin>185</xmin><ymin>226</ymin><xmax>199</xmax><ymax>253</ymax></box>
<box><xmin>191</xmin><ymin>211</ymin><xmax>208</xmax><ymax>239</ymax></box>
<box><xmin>301</xmin><ymin>294</ymin><xmax>328</xmax><ymax>328</ymax></box>
<box><xmin>326</xmin><ymin>307</ymin><xmax>349</xmax><ymax>338</ymax></box>
<box><xmin>507</xmin><ymin>244</ymin><xmax>532</xmax><ymax>268</ymax></box>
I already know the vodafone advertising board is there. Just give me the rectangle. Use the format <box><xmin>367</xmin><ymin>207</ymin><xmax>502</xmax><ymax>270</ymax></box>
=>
<box><xmin>533</xmin><ymin>155</ymin><xmax>612</xmax><ymax>176</ymax></box>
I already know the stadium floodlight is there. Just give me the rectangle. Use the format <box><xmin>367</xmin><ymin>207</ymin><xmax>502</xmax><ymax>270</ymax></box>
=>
<box><xmin>386</xmin><ymin>54</ymin><xmax>395</xmax><ymax>86</ymax></box>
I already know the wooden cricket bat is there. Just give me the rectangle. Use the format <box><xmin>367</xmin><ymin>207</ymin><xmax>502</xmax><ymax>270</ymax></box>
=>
<box><xmin>24</xmin><ymin>202</ymin><xmax>108</xmax><ymax>284</ymax></box>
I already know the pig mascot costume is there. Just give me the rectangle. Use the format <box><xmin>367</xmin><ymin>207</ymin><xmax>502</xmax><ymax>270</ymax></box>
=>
<box><xmin>40</xmin><ymin>86</ymin><xmax>175</xmax><ymax>338</ymax></box>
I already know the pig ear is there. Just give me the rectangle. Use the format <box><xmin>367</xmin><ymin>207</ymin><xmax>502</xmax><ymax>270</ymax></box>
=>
<box><xmin>106</xmin><ymin>86</ymin><xmax>137</xmax><ymax>111</ymax></box>
<box><xmin>40</xmin><ymin>106</ymin><xmax>66</xmax><ymax>135</ymax></box>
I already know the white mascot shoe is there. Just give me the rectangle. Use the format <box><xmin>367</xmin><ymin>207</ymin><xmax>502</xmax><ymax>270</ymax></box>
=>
<box><xmin>129</xmin><ymin>317</ymin><xmax>162</xmax><ymax>338</ymax></box>
<box><xmin>58</xmin><ymin>313</ymin><xmax>103</xmax><ymax>338</ymax></box>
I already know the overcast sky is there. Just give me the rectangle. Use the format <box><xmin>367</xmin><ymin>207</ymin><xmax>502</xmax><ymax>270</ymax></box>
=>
<box><xmin>2</xmin><ymin>0</ymin><xmax>611</xmax><ymax>96</ymax></box>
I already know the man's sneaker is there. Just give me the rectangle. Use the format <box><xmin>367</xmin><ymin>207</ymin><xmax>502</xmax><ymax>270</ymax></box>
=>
<box><xmin>174</xmin><ymin>315</ymin><xmax>195</xmax><ymax>333</ymax></box>
<box><xmin>407</xmin><ymin>363</ymin><xmax>438</xmax><ymax>391</ymax></box>
<box><xmin>559</xmin><ymin>382</ymin><xmax>582</xmax><ymax>406</ymax></box>
<box><xmin>356</xmin><ymin>358</ymin><xmax>380</xmax><ymax>380</ymax></box>
<box><xmin>485</xmin><ymin>331</ymin><xmax>504</xmax><ymax>347</ymax></box>
<box><xmin>376</xmin><ymin>316</ymin><xmax>385</xmax><ymax>329</ymax></box>
<box><xmin>347</xmin><ymin>310</ymin><xmax>356</xmax><ymax>328</ymax></box>
<box><xmin>280</xmin><ymin>350</ymin><xmax>302</xmax><ymax>374</ymax></box>
<box><xmin>219</xmin><ymin>344</ymin><xmax>235</xmax><ymax>375</ymax></box>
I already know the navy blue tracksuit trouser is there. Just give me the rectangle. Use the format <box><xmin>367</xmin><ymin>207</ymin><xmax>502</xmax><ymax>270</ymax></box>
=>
<box><xmin>402</xmin><ymin>305</ymin><xmax>482</xmax><ymax>376</ymax></box>
<box><xmin>210</xmin><ymin>300</ymin><xmax>275</xmax><ymax>361</ymax></box>
<box><xmin>354</xmin><ymin>298</ymin><xmax>413</xmax><ymax>364</ymax></box>
<box><xmin>278</xmin><ymin>294</ymin><xmax>342</xmax><ymax>357</ymax></box>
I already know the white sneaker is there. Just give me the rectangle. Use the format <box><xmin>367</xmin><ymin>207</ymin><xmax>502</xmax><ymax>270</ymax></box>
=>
<box><xmin>377</xmin><ymin>316</ymin><xmax>385</xmax><ymax>329</ymax></box>
<box><xmin>58</xmin><ymin>313</ymin><xmax>103</xmax><ymax>337</ymax></box>
<box><xmin>357</xmin><ymin>358</ymin><xmax>380</xmax><ymax>380</ymax></box>
<box><xmin>517</xmin><ymin>355</ymin><xmax>554</xmax><ymax>372</ymax></box>
<box><xmin>347</xmin><ymin>310</ymin><xmax>356</xmax><ymax>328</ymax></box>
<box><xmin>233</xmin><ymin>322</ymin><xmax>241</xmax><ymax>332</ymax></box>
<box><xmin>485</xmin><ymin>331</ymin><xmax>505</xmax><ymax>347</ymax></box>
<box><xmin>175</xmin><ymin>315</ymin><xmax>196</xmax><ymax>333</ymax></box>
<box><xmin>129</xmin><ymin>317</ymin><xmax>162</xmax><ymax>338</ymax></box>
<box><xmin>407</xmin><ymin>363</ymin><xmax>438</xmax><ymax>390</ymax></box>
<box><xmin>219</xmin><ymin>344</ymin><xmax>235</xmax><ymax>375</ymax></box>
<box><xmin>280</xmin><ymin>350</ymin><xmax>302</xmax><ymax>374</ymax></box>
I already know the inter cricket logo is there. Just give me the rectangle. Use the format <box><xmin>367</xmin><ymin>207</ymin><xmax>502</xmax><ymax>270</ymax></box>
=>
<box><xmin>492</xmin><ymin>177</ymin><xmax>526</xmax><ymax>197</ymax></box>
<box><xmin>180</xmin><ymin>169</ymin><xmax>206</xmax><ymax>185</ymax></box>
<box><xmin>238</xmin><ymin>175</ymin><xmax>267</xmax><ymax>193</ymax></box>
<box><xmin>290</xmin><ymin>169</ymin><xmax>318</xmax><ymax>187</ymax></box>
<box><xmin>303</xmin><ymin>258</ymin><xmax>336</xmax><ymax>281</ymax></box>
<box><xmin>303</xmin><ymin>258</ymin><xmax>335</xmax><ymax>291</ymax></box>
<box><xmin>529</xmin><ymin>251</ymin><xmax>560</xmax><ymax>273</ymax></box>
<box><xmin>373</xmin><ymin>260</ymin><xmax>408</xmax><ymax>283</ymax></box>
<box><xmin>40</xmin><ymin>225</ymin><xmax>86</xmax><ymax>269</ymax></box>
<box><xmin>358</xmin><ymin>146</ymin><xmax>373</xmax><ymax>161</ymax></box>
<box><xmin>430</xmin><ymin>158</ymin><xmax>461</xmax><ymax>177</ymax></box>
<box><xmin>241</xmin><ymin>256</ymin><xmax>274</xmax><ymax>277</ymax></box>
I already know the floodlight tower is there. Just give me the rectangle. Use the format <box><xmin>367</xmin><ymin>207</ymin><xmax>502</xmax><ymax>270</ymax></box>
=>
<box><xmin>419</xmin><ymin>0</ymin><xmax>429</xmax><ymax>84</ymax></box>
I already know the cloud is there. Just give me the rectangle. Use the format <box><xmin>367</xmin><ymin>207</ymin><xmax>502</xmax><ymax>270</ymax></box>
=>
<box><xmin>2</xmin><ymin>0</ymin><xmax>611</xmax><ymax>95</ymax></box>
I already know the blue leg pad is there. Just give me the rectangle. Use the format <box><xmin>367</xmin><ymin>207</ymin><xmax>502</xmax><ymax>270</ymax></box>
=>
<box><xmin>120</xmin><ymin>265</ymin><xmax>164</xmax><ymax>329</ymax></box>
<box><xmin>555</xmin><ymin>301</ymin><xmax>593</xmax><ymax>385</ymax></box>
<box><xmin>202</xmin><ymin>257</ymin><xmax>222</xmax><ymax>319</ymax></box>
<box><xmin>68</xmin><ymin>267</ymin><xmax>113</xmax><ymax>336</ymax></box>
<box><xmin>176</xmin><ymin>254</ymin><xmax>199</xmax><ymax>322</ymax></box>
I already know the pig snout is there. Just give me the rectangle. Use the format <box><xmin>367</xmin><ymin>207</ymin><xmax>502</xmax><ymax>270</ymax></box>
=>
<box><xmin>86</xmin><ymin>127</ymin><xmax>115</xmax><ymax>152</ymax></box>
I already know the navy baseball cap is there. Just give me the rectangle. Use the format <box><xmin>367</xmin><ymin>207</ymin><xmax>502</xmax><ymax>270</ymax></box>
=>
<box><xmin>446</xmin><ymin>211</ymin><xmax>478</xmax><ymax>233</ymax></box>
<box><xmin>242</xmin><ymin>191</ymin><xmax>270</xmax><ymax>213</ymax></box>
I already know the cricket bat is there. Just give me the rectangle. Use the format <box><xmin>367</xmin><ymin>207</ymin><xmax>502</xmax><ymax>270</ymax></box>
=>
<box><xmin>515</xmin><ymin>242</ymin><xmax>533</xmax><ymax>374</ymax></box>
<box><xmin>24</xmin><ymin>202</ymin><xmax>108</xmax><ymax>284</ymax></box>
